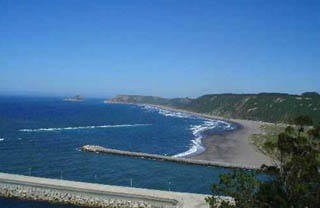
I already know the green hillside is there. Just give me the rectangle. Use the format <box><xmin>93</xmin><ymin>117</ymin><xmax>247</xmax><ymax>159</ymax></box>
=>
<box><xmin>108</xmin><ymin>93</ymin><xmax>320</xmax><ymax>124</ymax></box>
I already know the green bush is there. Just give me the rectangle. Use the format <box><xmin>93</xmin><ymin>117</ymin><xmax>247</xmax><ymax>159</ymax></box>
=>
<box><xmin>206</xmin><ymin>116</ymin><xmax>320</xmax><ymax>208</ymax></box>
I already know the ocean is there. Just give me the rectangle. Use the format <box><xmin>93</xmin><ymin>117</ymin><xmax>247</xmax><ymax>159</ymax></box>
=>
<box><xmin>0</xmin><ymin>96</ymin><xmax>237</xmax><ymax>207</ymax></box>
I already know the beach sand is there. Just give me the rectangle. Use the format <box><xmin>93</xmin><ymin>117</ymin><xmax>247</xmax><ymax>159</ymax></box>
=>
<box><xmin>190</xmin><ymin>119</ymin><xmax>274</xmax><ymax>167</ymax></box>
<box><xmin>144</xmin><ymin>104</ymin><xmax>274</xmax><ymax>168</ymax></box>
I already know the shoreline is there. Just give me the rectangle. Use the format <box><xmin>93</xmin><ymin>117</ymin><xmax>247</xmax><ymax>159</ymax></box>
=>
<box><xmin>138</xmin><ymin>104</ymin><xmax>274</xmax><ymax>168</ymax></box>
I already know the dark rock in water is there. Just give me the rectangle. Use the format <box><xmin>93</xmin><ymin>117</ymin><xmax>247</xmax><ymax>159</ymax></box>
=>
<box><xmin>63</xmin><ymin>95</ymin><xmax>84</xmax><ymax>102</ymax></box>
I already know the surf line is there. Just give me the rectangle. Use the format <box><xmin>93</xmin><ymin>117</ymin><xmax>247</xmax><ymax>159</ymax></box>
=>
<box><xmin>80</xmin><ymin>145</ymin><xmax>260</xmax><ymax>170</ymax></box>
<box><xmin>19</xmin><ymin>124</ymin><xmax>151</xmax><ymax>132</ymax></box>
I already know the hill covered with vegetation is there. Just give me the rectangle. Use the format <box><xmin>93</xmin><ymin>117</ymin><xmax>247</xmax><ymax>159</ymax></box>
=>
<box><xmin>108</xmin><ymin>92</ymin><xmax>320</xmax><ymax>124</ymax></box>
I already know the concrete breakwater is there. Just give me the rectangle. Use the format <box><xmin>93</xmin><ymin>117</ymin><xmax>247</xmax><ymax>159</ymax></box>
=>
<box><xmin>81</xmin><ymin>145</ymin><xmax>260</xmax><ymax>170</ymax></box>
<box><xmin>0</xmin><ymin>183</ymin><xmax>151</xmax><ymax>208</ymax></box>
<box><xmin>0</xmin><ymin>173</ymin><xmax>191</xmax><ymax>208</ymax></box>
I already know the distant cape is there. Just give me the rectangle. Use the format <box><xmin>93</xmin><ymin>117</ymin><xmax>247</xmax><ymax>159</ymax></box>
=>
<box><xmin>105</xmin><ymin>92</ymin><xmax>320</xmax><ymax>124</ymax></box>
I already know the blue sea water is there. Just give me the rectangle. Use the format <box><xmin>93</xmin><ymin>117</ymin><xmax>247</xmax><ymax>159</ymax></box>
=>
<box><xmin>0</xmin><ymin>96</ymin><xmax>239</xmax><ymax>207</ymax></box>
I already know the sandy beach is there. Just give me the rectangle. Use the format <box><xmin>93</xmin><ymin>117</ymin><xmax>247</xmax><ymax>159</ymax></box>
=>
<box><xmin>190</xmin><ymin>119</ymin><xmax>274</xmax><ymax>167</ymax></box>
<box><xmin>144</xmin><ymin>104</ymin><xmax>274</xmax><ymax>168</ymax></box>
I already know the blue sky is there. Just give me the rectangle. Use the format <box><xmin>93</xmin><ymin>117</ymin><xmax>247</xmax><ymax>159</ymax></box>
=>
<box><xmin>1</xmin><ymin>0</ymin><xmax>319</xmax><ymax>98</ymax></box>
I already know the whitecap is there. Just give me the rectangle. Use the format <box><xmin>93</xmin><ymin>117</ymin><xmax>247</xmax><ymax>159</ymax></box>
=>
<box><xmin>0</xmin><ymin>138</ymin><xmax>4</xmax><ymax>142</ymax></box>
<box><xmin>19</xmin><ymin>124</ymin><xmax>151</xmax><ymax>132</ymax></box>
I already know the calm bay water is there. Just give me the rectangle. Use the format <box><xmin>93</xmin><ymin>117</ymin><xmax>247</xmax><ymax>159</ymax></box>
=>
<box><xmin>0</xmin><ymin>96</ymin><xmax>238</xmax><ymax>207</ymax></box>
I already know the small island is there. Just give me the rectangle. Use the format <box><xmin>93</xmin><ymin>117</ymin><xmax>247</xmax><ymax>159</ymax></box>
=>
<box><xmin>63</xmin><ymin>95</ymin><xmax>84</xmax><ymax>102</ymax></box>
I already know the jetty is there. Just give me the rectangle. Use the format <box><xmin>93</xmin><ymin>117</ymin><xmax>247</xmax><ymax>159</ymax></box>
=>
<box><xmin>81</xmin><ymin>145</ymin><xmax>260</xmax><ymax>170</ymax></box>
<box><xmin>0</xmin><ymin>172</ymin><xmax>216</xmax><ymax>208</ymax></box>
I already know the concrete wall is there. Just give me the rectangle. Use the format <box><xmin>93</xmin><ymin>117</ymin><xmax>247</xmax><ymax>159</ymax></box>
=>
<box><xmin>0</xmin><ymin>173</ymin><xmax>210</xmax><ymax>208</ymax></box>
<box><xmin>81</xmin><ymin>145</ymin><xmax>260</xmax><ymax>170</ymax></box>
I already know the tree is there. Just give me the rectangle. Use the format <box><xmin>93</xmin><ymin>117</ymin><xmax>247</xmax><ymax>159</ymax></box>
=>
<box><xmin>301</xmin><ymin>92</ymin><xmax>320</xmax><ymax>98</ymax></box>
<box><xmin>205</xmin><ymin>170</ymin><xmax>262</xmax><ymax>208</ymax></box>
<box><xmin>293</xmin><ymin>115</ymin><xmax>313</xmax><ymax>135</ymax></box>
<box><xmin>206</xmin><ymin>116</ymin><xmax>320</xmax><ymax>208</ymax></box>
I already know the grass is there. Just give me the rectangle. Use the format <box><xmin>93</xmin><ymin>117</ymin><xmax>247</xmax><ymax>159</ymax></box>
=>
<box><xmin>250</xmin><ymin>124</ymin><xmax>320</xmax><ymax>163</ymax></box>
<box><xmin>249</xmin><ymin>124</ymin><xmax>286</xmax><ymax>160</ymax></box>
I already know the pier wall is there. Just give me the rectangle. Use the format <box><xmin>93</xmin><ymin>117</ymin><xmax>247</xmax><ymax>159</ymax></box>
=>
<box><xmin>81</xmin><ymin>145</ymin><xmax>260</xmax><ymax>170</ymax></box>
<box><xmin>0</xmin><ymin>173</ymin><xmax>211</xmax><ymax>208</ymax></box>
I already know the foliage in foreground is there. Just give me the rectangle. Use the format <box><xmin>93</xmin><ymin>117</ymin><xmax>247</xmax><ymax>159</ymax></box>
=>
<box><xmin>206</xmin><ymin>116</ymin><xmax>320</xmax><ymax>208</ymax></box>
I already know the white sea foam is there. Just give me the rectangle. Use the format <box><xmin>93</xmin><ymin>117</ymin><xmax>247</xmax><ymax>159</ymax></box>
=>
<box><xmin>140</xmin><ymin>105</ymin><xmax>193</xmax><ymax>119</ymax></box>
<box><xmin>173</xmin><ymin>120</ymin><xmax>235</xmax><ymax>158</ymax></box>
<box><xmin>19</xmin><ymin>124</ymin><xmax>151</xmax><ymax>132</ymax></box>
<box><xmin>141</xmin><ymin>105</ymin><xmax>237</xmax><ymax>157</ymax></box>
<box><xmin>0</xmin><ymin>138</ymin><xmax>4</xmax><ymax>142</ymax></box>
<box><xmin>140</xmin><ymin>105</ymin><xmax>236</xmax><ymax>158</ymax></box>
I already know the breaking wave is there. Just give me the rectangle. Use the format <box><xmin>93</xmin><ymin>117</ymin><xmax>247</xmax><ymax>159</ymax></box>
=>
<box><xmin>173</xmin><ymin>120</ymin><xmax>235</xmax><ymax>157</ymax></box>
<box><xmin>19</xmin><ymin>124</ymin><xmax>151</xmax><ymax>132</ymax></box>
<box><xmin>140</xmin><ymin>104</ymin><xmax>235</xmax><ymax>158</ymax></box>
<box><xmin>140</xmin><ymin>105</ymin><xmax>195</xmax><ymax>119</ymax></box>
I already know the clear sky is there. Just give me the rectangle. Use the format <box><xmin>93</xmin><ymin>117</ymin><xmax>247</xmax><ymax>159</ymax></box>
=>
<box><xmin>1</xmin><ymin>0</ymin><xmax>319</xmax><ymax>98</ymax></box>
